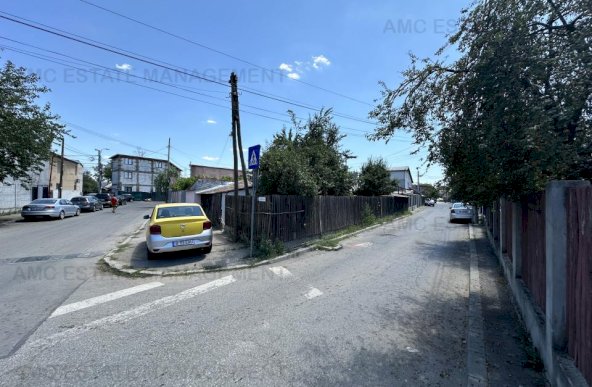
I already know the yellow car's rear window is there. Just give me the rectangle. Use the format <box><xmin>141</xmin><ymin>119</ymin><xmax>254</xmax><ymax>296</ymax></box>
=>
<box><xmin>157</xmin><ymin>206</ymin><xmax>204</xmax><ymax>219</ymax></box>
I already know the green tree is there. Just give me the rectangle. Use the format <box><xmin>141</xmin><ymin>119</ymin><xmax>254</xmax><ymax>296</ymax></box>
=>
<box><xmin>82</xmin><ymin>171</ymin><xmax>98</xmax><ymax>194</ymax></box>
<box><xmin>154</xmin><ymin>167</ymin><xmax>179</xmax><ymax>194</ymax></box>
<box><xmin>369</xmin><ymin>0</ymin><xmax>591</xmax><ymax>204</ymax></box>
<box><xmin>419</xmin><ymin>183</ymin><xmax>439</xmax><ymax>199</ymax></box>
<box><xmin>0</xmin><ymin>60</ymin><xmax>67</xmax><ymax>182</ymax></box>
<box><xmin>355</xmin><ymin>157</ymin><xmax>395</xmax><ymax>196</ymax></box>
<box><xmin>259</xmin><ymin>109</ymin><xmax>355</xmax><ymax>196</ymax></box>
<box><xmin>171</xmin><ymin>176</ymin><xmax>197</xmax><ymax>191</ymax></box>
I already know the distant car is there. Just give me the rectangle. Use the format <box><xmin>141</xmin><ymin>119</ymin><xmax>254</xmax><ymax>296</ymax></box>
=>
<box><xmin>116</xmin><ymin>195</ymin><xmax>127</xmax><ymax>205</ymax></box>
<box><xmin>71</xmin><ymin>196</ymin><xmax>103</xmax><ymax>212</ymax></box>
<box><xmin>449</xmin><ymin>202</ymin><xmax>474</xmax><ymax>223</ymax></box>
<box><xmin>93</xmin><ymin>193</ymin><xmax>113</xmax><ymax>207</ymax></box>
<box><xmin>21</xmin><ymin>198</ymin><xmax>80</xmax><ymax>220</ymax></box>
<box><xmin>144</xmin><ymin>203</ymin><xmax>213</xmax><ymax>260</ymax></box>
<box><xmin>120</xmin><ymin>194</ymin><xmax>133</xmax><ymax>202</ymax></box>
<box><xmin>425</xmin><ymin>198</ymin><xmax>435</xmax><ymax>206</ymax></box>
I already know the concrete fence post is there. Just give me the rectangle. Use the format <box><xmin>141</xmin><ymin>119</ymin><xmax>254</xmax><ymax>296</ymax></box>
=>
<box><xmin>499</xmin><ymin>198</ymin><xmax>504</xmax><ymax>260</ymax></box>
<box><xmin>545</xmin><ymin>180</ymin><xmax>590</xmax><ymax>360</ymax></box>
<box><xmin>511</xmin><ymin>201</ymin><xmax>522</xmax><ymax>279</ymax></box>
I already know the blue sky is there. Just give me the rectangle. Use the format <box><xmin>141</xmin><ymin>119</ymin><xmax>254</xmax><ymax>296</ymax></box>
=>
<box><xmin>1</xmin><ymin>0</ymin><xmax>468</xmax><ymax>184</ymax></box>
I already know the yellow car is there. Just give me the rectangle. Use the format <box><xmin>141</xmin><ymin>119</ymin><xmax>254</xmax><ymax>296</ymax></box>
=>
<box><xmin>144</xmin><ymin>203</ymin><xmax>213</xmax><ymax>260</ymax></box>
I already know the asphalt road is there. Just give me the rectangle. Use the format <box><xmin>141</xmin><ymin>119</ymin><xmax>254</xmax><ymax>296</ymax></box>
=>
<box><xmin>0</xmin><ymin>201</ymin><xmax>157</xmax><ymax>359</ymax></box>
<box><xmin>0</xmin><ymin>203</ymin><xmax>480</xmax><ymax>386</ymax></box>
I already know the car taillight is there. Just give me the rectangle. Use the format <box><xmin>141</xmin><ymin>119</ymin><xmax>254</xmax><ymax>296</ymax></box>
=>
<box><xmin>149</xmin><ymin>225</ymin><xmax>161</xmax><ymax>235</ymax></box>
<box><xmin>203</xmin><ymin>221</ymin><xmax>212</xmax><ymax>230</ymax></box>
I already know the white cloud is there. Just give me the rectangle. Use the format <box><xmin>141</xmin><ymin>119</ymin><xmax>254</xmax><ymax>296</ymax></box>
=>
<box><xmin>206</xmin><ymin>119</ymin><xmax>217</xmax><ymax>124</ymax></box>
<box><xmin>278</xmin><ymin>63</ymin><xmax>293</xmax><ymax>72</ymax></box>
<box><xmin>115</xmin><ymin>63</ymin><xmax>133</xmax><ymax>71</ymax></box>
<box><xmin>202</xmin><ymin>156</ymin><xmax>219</xmax><ymax>161</ymax></box>
<box><xmin>278</xmin><ymin>55</ymin><xmax>332</xmax><ymax>79</ymax></box>
<box><xmin>312</xmin><ymin>55</ymin><xmax>331</xmax><ymax>69</ymax></box>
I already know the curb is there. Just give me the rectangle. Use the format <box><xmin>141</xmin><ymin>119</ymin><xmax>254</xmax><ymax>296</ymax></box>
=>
<box><xmin>467</xmin><ymin>224</ymin><xmax>488</xmax><ymax>386</ymax></box>
<box><xmin>101</xmin><ymin>208</ymin><xmax>422</xmax><ymax>277</ymax></box>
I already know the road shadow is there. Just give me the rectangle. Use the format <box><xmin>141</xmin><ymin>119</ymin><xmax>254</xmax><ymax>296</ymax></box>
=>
<box><xmin>129</xmin><ymin>241</ymin><xmax>208</xmax><ymax>269</ymax></box>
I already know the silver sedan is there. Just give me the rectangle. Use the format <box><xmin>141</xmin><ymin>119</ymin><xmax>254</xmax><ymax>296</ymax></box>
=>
<box><xmin>21</xmin><ymin>198</ymin><xmax>81</xmax><ymax>220</ymax></box>
<box><xmin>449</xmin><ymin>202</ymin><xmax>474</xmax><ymax>223</ymax></box>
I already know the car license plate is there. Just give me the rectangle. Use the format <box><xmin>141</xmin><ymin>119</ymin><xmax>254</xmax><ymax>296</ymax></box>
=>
<box><xmin>173</xmin><ymin>239</ymin><xmax>197</xmax><ymax>247</ymax></box>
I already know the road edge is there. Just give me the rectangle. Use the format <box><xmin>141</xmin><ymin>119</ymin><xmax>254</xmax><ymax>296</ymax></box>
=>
<box><xmin>101</xmin><ymin>208</ymin><xmax>424</xmax><ymax>277</ymax></box>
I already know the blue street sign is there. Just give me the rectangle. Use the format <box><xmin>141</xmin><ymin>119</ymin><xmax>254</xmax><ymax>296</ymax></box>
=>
<box><xmin>248</xmin><ymin>145</ymin><xmax>261</xmax><ymax>169</ymax></box>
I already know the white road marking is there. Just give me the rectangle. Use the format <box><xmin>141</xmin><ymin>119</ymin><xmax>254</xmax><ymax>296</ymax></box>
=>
<box><xmin>269</xmin><ymin>266</ymin><xmax>293</xmax><ymax>279</ymax></box>
<box><xmin>24</xmin><ymin>276</ymin><xmax>236</xmax><ymax>354</ymax></box>
<box><xmin>304</xmin><ymin>287</ymin><xmax>323</xmax><ymax>299</ymax></box>
<box><xmin>50</xmin><ymin>282</ymin><xmax>164</xmax><ymax>318</ymax></box>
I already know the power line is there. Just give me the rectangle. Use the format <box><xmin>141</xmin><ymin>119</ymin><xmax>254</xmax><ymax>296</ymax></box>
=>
<box><xmin>1</xmin><ymin>40</ymin><xmax>382</xmax><ymax>140</ymax></box>
<box><xmin>79</xmin><ymin>0</ymin><xmax>374</xmax><ymax>107</ymax></box>
<box><xmin>0</xmin><ymin>12</ymin><xmax>229</xmax><ymax>87</ymax></box>
<box><xmin>0</xmin><ymin>11</ymin><xmax>377</xmax><ymax>125</ymax></box>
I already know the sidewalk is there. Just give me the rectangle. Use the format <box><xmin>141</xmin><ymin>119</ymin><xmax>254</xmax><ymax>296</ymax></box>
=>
<box><xmin>472</xmin><ymin>225</ymin><xmax>548</xmax><ymax>386</ymax></box>
<box><xmin>0</xmin><ymin>212</ymin><xmax>22</xmax><ymax>224</ymax></box>
<box><xmin>105</xmin><ymin>227</ymin><xmax>259</xmax><ymax>275</ymax></box>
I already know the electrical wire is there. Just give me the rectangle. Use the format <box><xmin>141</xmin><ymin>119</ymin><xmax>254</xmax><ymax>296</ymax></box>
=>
<box><xmin>79</xmin><ymin>0</ymin><xmax>374</xmax><ymax>107</ymax></box>
<box><xmin>0</xmin><ymin>11</ymin><xmax>378</xmax><ymax>125</ymax></box>
<box><xmin>1</xmin><ymin>41</ymin><xmax>382</xmax><ymax>139</ymax></box>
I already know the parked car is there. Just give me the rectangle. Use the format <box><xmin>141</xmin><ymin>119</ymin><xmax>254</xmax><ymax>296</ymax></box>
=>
<box><xmin>92</xmin><ymin>193</ymin><xmax>113</xmax><ymax>207</ymax></box>
<box><xmin>120</xmin><ymin>194</ymin><xmax>133</xmax><ymax>202</ymax></box>
<box><xmin>425</xmin><ymin>198</ymin><xmax>435</xmax><ymax>206</ymax></box>
<box><xmin>116</xmin><ymin>195</ymin><xmax>127</xmax><ymax>205</ymax></box>
<box><xmin>21</xmin><ymin>198</ymin><xmax>80</xmax><ymax>220</ymax></box>
<box><xmin>71</xmin><ymin>196</ymin><xmax>103</xmax><ymax>212</ymax></box>
<box><xmin>144</xmin><ymin>203</ymin><xmax>213</xmax><ymax>260</ymax></box>
<box><xmin>449</xmin><ymin>202</ymin><xmax>474</xmax><ymax>223</ymax></box>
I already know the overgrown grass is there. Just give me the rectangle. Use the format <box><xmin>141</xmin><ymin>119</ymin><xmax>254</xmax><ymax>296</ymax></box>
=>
<box><xmin>256</xmin><ymin>238</ymin><xmax>284</xmax><ymax>259</ymax></box>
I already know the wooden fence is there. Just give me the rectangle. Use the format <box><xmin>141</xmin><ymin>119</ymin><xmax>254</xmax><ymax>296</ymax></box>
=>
<box><xmin>520</xmin><ymin>193</ymin><xmax>547</xmax><ymax>312</ymax></box>
<box><xmin>566</xmin><ymin>186</ymin><xmax>592</xmax><ymax>385</ymax></box>
<box><xmin>485</xmin><ymin>181</ymin><xmax>591</xmax><ymax>385</ymax></box>
<box><xmin>201</xmin><ymin>194</ymin><xmax>224</xmax><ymax>229</ymax></box>
<box><xmin>225</xmin><ymin>195</ymin><xmax>411</xmax><ymax>243</ymax></box>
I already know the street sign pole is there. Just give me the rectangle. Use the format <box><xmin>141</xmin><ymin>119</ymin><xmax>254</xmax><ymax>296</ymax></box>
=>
<box><xmin>250</xmin><ymin>168</ymin><xmax>258</xmax><ymax>258</ymax></box>
<box><xmin>247</xmin><ymin>145</ymin><xmax>261</xmax><ymax>258</ymax></box>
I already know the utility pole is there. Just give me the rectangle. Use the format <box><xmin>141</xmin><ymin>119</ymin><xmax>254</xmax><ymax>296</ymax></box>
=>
<box><xmin>230</xmin><ymin>73</ymin><xmax>249</xmax><ymax>194</ymax></box>
<box><xmin>417</xmin><ymin>167</ymin><xmax>421</xmax><ymax>195</ymax></box>
<box><xmin>58</xmin><ymin>137</ymin><xmax>65</xmax><ymax>198</ymax></box>
<box><xmin>95</xmin><ymin>148</ymin><xmax>108</xmax><ymax>192</ymax></box>
<box><xmin>166</xmin><ymin>137</ymin><xmax>171</xmax><ymax>202</ymax></box>
<box><xmin>230</xmin><ymin>73</ymin><xmax>240</xmax><ymax>241</ymax></box>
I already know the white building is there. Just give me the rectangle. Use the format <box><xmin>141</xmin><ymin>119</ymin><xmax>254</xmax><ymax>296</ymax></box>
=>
<box><xmin>111</xmin><ymin>154</ymin><xmax>181</xmax><ymax>194</ymax></box>
<box><xmin>389</xmin><ymin>167</ymin><xmax>414</xmax><ymax>191</ymax></box>
<box><xmin>0</xmin><ymin>154</ymin><xmax>84</xmax><ymax>214</ymax></box>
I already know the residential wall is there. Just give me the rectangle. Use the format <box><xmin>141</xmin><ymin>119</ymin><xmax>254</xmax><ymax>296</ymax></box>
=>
<box><xmin>112</xmin><ymin>156</ymin><xmax>178</xmax><ymax>194</ymax></box>
<box><xmin>0</xmin><ymin>176</ymin><xmax>35</xmax><ymax>214</ymax></box>
<box><xmin>390</xmin><ymin>170</ymin><xmax>413</xmax><ymax>190</ymax></box>
<box><xmin>0</xmin><ymin>156</ymin><xmax>83</xmax><ymax>213</ymax></box>
<box><xmin>48</xmin><ymin>157</ymin><xmax>83</xmax><ymax>199</ymax></box>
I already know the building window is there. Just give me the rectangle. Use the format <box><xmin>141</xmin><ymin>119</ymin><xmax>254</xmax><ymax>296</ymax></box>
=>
<box><xmin>125</xmin><ymin>186</ymin><xmax>133</xmax><ymax>193</ymax></box>
<box><xmin>124</xmin><ymin>158</ymin><xmax>133</xmax><ymax>165</ymax></box>
<box><xmin>124</xmin><ymin>172</ymin><xmax>133</xmax><ymax>179</ymax></box>
<box><xmin>156</xmin><ymin>161</ymin><xmax>163</xmax><ymax>168</ymax></box>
